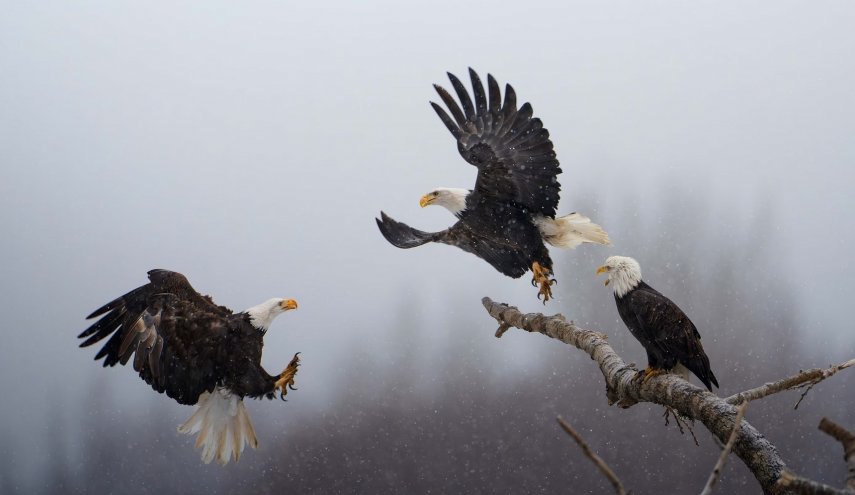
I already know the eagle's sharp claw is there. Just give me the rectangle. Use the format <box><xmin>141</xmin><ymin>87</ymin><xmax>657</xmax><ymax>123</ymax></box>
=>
<box><xmin>531</xmin><ymin>261</ymin><xmax>556</xmax><ymax>303</ymax></box>
<box><xmin>274</xmin><ymin>352</ymin><xmax>301</xmax><ymax>401</ymax></box>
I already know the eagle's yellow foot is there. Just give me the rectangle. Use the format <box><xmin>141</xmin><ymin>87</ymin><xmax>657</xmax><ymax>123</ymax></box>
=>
<box><xmin>274</xmin><ymin>352</ymin><xmax>301</xmax><ymax>401</ymax></box>
<box><xmin>634</xmin><ymin>367</ymin><xmax>665</xmax><ymax>384</ymax></box>
<box><xmin>531</xmin><ymin>261</ymin><xmax>557</xmax><ymax>304</ymax></box>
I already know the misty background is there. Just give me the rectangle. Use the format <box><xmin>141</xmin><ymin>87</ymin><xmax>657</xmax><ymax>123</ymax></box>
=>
<box><xmin>1</xmin><ymin>1</ymin><xmax>854</xmax><ymax>493</ymax></box>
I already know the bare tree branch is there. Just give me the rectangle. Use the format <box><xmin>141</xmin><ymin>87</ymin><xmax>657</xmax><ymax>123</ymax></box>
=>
<box><xmin>700</xmin><ymin>401</ymin><xmax>749</xmax><ymax>495</ymax></box>
<box><xmin>776</xmin><ymin>470</ymin><xmax>850</xmax><ymax>495</ymax></box>
<box><xmin>724</xmin><ymin>359</ymin><xmax>855</xmax><ymax>406</ymax></box>
<box><xmin>818</xmin><ymin>418</ymin><xmax>855</xmax><ymax>492</ymax></box>
<box><xmin>556</xmin><ymin>415</ymin><xmax>627</xmax><ymax>495</ymax></box>
<box><xmin>481</xmin><ymin>297</ymin><xmax>854</xmax><ymax>495</ymax></box>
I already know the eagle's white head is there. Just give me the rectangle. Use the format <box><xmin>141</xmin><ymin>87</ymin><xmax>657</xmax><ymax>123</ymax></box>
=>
<box><xmin>596</xmin><ymin>256</ymin><xmax>642</xmax><ymax>298</ymax></box>
<box><xmin>246</xmin><ymin>298</ymin><xmax>298</xmax><ymax>331</ymax></box>
<box><xmin>419</xmin><ymin>187</ymin><xmax>469</xmax><ymax>215</ymax></box>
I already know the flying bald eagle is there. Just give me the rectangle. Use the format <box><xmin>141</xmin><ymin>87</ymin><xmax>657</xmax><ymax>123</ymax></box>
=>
<box><xmin>376</xmin><ymin>69</ymin><xmax>609</xmax><ymax>302</ymax></box>
<box><xmin>77</xmin><ymin>269</ymin><xmax>301</xmax><ymax>465</ymax></box>
<box><xmin>596</xmin><ymin>256</ymin><xmax>719</xmax><ymax>391</ymax></box>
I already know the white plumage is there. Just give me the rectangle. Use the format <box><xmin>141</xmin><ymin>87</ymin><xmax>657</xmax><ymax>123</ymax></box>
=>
<box><xmin>177</xmin><ymin>387</ymin><xmax>258</xmax><ymax>465</ymax></box>
<box><xmin>534</xmin><ymin>212</ymin><xmax>611</xmax><ymax>248</ymax></box>
<box><xmin>600</xmin><ymin>255</ymin><xmax>643</xmax><ymax>298</ymax></box>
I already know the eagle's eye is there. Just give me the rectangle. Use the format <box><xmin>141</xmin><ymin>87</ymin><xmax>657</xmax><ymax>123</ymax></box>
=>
<box><xmin>433</xmin><ymin>191</ymin><xmax>439</xmax><ymax>196</ymax></box>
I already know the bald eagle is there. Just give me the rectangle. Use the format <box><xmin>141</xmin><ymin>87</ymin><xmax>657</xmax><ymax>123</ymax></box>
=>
<box><xmin>77</xmin><ymin>269</ymin><xmax>301</xmax><ymax>465</ymax></box>
<box><xmin>376</xmin><ymin>69</ymin><xmax>609</xmax><ymax>302</ymax></box>
<box><xmin>596</xmin><ymin>256</ymin><xmax>719</xmax><ymax>391</ymax></box>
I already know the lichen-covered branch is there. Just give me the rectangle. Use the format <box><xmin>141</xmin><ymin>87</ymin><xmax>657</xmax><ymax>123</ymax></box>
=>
<box><xmin>481</xmin><ymin>297</ymin><xmax>854</xmax><ymax>495</ymax></box>
<box><xmin>724</xmin><ymin>359</ymin><xmax>855</xmax><ymax>406</ymax></box>
<box><xmin>557</xmin><ymin>415</ymin><xmax>627</xmax><ymax>495</ymax></box>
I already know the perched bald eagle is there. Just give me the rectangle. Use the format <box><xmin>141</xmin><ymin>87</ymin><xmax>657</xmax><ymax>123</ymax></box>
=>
<box><xmin>596</xmin><ymin>256</ymin><xmax>719</xmax><ymax>391</ymax></box>
<box><xmin>376</xmin><ymin>69</ymin><xmax>609</xmax><ymax>302</ymax></box>
<box><xmin>77</xmin><ymin>269</ymin><xmax>301</xmax><ymax>465</ymax></box>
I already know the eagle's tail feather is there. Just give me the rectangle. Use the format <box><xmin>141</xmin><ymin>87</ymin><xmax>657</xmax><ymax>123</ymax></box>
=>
<box><xmin>536</xmin><ymin>213</ymin><xmax>611</xmax><ymax>249</ymax></box>
<box><xmin>177</xmin><ymin>388</ymin><xmax>258</xmax><ymax>465</ymax></box>
<box><xmin>672</xmin><ymin>363</ymin><xmax>691</xmax><ymax>382</ymax></box>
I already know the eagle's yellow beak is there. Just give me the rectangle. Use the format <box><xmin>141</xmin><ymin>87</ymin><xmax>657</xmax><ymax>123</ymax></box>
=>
<box><xmin>280</xmin><ymin>299</ymin><xmax>298</xmax><ymax>311</ymax></box>
<box><xmin>596</xmin><ymin>266</ymin><xmax>610</xmax><ymax>286</ymax></box>
<box><xmin>419</xmin><ymin>194</ymin><xmax>433</xmax><ymax>208</ymax></box>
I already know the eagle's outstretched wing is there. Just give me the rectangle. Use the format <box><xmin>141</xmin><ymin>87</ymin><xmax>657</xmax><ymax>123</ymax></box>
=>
<box><xmin>78</xmin><ymin>269</ymin><xmax>232</xmax><ymax>405</ymax></box>
<box><xmin>376</xmin><ymin>211</ymin><xmax>531</xmax><ymax>278</ymax></box>
<box><xmin>375</xmin><ymin>211</ymin><xmax>438</xmax><ymax>249</ymax></box>
<box><xmin>627</xmin><ymin>287</ymin><xmax>719</xmax><ymax>391</ymax></box>
<box><xmin>431</xmin><ymin>68</ymin><xmax>562</xmax><ymax>217</ymax></box>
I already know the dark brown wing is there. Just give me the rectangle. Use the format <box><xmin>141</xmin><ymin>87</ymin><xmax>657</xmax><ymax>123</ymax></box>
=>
<box><xmin>434</xmin><ymin>220</ymin><xmax>532</xmax><ymax>278</ymax></box>
<box><xmin>431</xmin><ymin>68</ymin><xmax>561</xmax><ymax>217</ymax></box>
<box><xmin>78</xmin><ymin>269</ymin><xmax>234</xmax><ymax>405</ymax></box>
<box><xmin>627</xmin><ymin>286</ymin><xmax>719</xmax><ymax>391</ymax></box>
<box><xmin>375</xmin><ymin>211</ymin><xmax>533</xmax><ymax>278</ymax></box>
<box><xmin>375</xmin><ymin>211</ymin><xmax>439</xmax><ymax>249</ymax></box>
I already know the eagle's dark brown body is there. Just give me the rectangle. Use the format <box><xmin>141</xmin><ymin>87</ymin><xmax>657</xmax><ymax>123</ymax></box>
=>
<box><xmin>615</xmin><ymin>280</ymin><xmax>719</xmax><ymax>391</ymax></box>
<box><xmin>79</xmin><ymin>269</ymin><xmax>279</xmax><ymax>405</ymax></box>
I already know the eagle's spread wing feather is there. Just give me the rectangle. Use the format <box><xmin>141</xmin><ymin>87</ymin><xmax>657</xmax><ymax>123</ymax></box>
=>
<box><xmin>79</xmin><ymin>269</ymin><xmax>233</xmax><ymax>405</ymax></box>
<box><xmin>431</xmin><ymin>68</ymin><xmax>562</xmax><ymax>217</ymax></box>
<box><xmin>627</xmin><ymin>287</ymin><xmax>719</xmax><ymax>391</ymax></box>
<box><xmin>375</xmin><ymin>211</ymin><xmax>439</xmax><ymax>249</ymax></box>
<box><xmin>375</xmin><ymin>212</ymin><xmax>530</xmax><ymax>278</ymax></box>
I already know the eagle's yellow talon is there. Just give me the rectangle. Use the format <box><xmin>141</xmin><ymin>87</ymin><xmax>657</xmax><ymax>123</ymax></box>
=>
<box><xmin>531</xmin><ymin>261</ymin><xmax>556</xmax><ymax>303</ymax></box>
<box><xmin>636</xmin><ymin>367</ymin><xmax>665</xmax><ymax>384</ymax></box>
<box><xmin>274</xmin><ymin>352</ymin><xmax>301</xmax><ymax>400</ymax></box>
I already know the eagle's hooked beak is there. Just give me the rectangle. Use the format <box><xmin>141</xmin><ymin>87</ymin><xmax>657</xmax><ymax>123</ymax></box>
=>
<box><xmin>419</xmin><ymin>194</ymin><xmax>433</xmax><ymax>208</ymax></box>
<box><xmin>280</xmin><ymin>299</ymin><xmax>298</xmax><ymax>311</ymax></box>
<box><xmin>596</xmin><ymin>266</ymin><xmax>610</xmax><ymax>286</ymax></box>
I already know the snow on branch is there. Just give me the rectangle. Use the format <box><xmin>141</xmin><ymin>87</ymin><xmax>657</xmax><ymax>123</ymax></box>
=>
<box><xmin>724</xmin><ymin>359</ymin><xmax>855</xmax><ymax>406</ymax></box>
<box><xmin>481</xmin><ymin>297</ymin><xmax>854</xmax><ymax>495</ymax></box>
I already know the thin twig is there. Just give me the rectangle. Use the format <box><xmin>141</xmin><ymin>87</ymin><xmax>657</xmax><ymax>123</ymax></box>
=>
<box><xmin>700</xmin><ymin>401</ymin><xmax>749</xmax><ymax>495</ymax></box>
<box><xmin>664</xmin><ymin>407</ymin><xmax>700</xmax><ymax>446</ymax></box>
<box><xmin>793</xmin><ymin>384</ymin><xmax>815</xmax><ymax>410</ymax></box>
<box><xmin>556</xmin><ymin>416</ymin><xmax>626</xmax><ymax>495</ymax></box>
<box><xmin>725</xmin><ymin>359</ymin><xmax>855</xmax><ymax>405</ymax></box>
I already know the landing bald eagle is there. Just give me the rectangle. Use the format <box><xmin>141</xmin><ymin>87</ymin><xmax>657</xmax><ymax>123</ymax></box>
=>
<box><xmin>376</xmin><ymin>69</ymin><xmax>609</xmax><ymax>302</ymax></box>
<box><xmin>596</xmin><ymin>256</ymin><xmax>719</xmax><ymax>391</ymax></box>
<box><xmin>77</xmin><ymin>269</ymin><xmax>301</xmax><ymax>465</ymax></box>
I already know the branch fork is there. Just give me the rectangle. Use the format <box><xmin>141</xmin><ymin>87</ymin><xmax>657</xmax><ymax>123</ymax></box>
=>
<box><xmin>481</xmin><ymin>297</ymin><xmax>854</xmax><ymax>495</ymax></box>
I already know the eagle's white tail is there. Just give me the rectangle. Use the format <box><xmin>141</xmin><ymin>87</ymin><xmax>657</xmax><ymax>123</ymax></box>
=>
<box><xmin>536</xmin><ymin>213</ymin><xmax>611</xmax><ymax>249</ymax></box>
<box><xmin>177</xmin><ymin>387</ymin><xmax>258</xmax><ymax>465</ymax></box>
<box><xmin>672</xmin><ymin>363</ymin><xmax>691</xmax><ymax>381</ymax></box>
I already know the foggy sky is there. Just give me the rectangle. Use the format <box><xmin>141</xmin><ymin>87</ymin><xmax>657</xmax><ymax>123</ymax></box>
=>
<box><xmin>1</xmin><ymin>1</ymin><xmax>854</xmax><ymax>491</ymax></box>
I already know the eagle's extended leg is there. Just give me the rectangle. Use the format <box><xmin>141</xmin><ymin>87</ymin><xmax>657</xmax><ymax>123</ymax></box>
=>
<box><xmin>274</xmin><ymin>352</ymin><xmax>301</xmax><ymax>401</ymax></box>
<box><xmin>634</xmin><ymin>367</ymin><xmax>666</xmax><ymax>384</ymax></box>
<box><xmin>531</xmin><ymin>261</ymin><xmax>557</xmax><ymax>303</ymax></box>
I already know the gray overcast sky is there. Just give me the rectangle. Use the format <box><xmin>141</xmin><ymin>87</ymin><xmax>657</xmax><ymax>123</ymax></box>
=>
<box><xmin>1</xmin><ymin>0</ymin><xmax>854</xmax><ymax>484</ymax></box>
